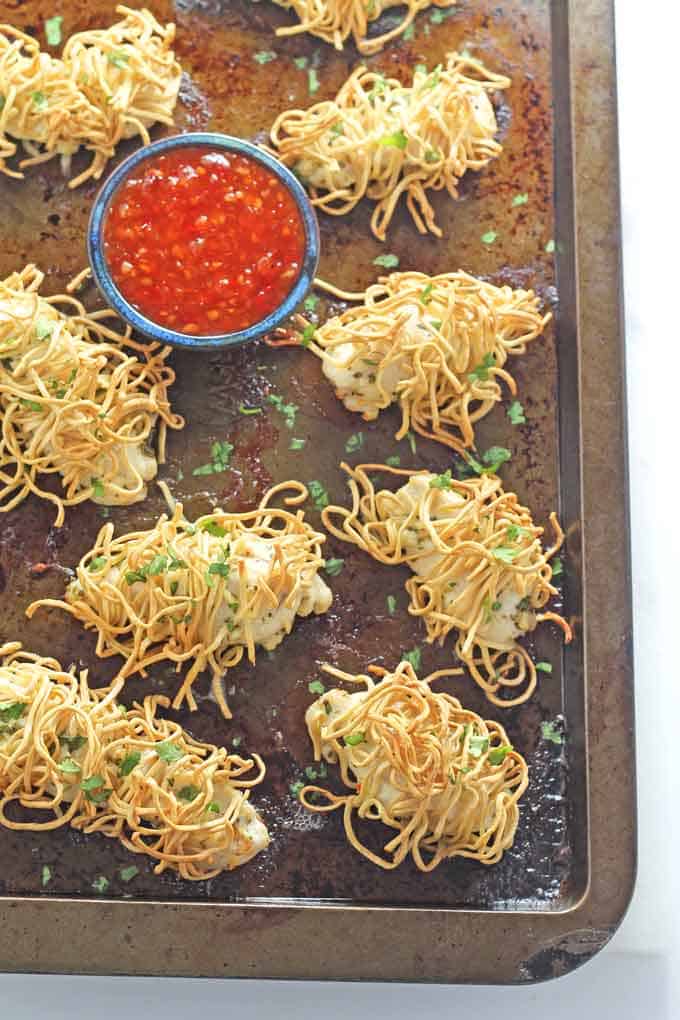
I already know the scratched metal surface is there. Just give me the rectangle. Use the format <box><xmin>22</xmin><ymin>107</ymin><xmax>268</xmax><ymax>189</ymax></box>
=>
<box><xmin>0</xmin><ymin>0</ymin><xmax>585</xmax><ymax>912</ymax></box>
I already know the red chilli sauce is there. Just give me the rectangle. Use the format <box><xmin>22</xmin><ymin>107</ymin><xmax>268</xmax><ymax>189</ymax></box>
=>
<box><xmin>103</xmin><ymin>146</ymin><xmax>305</xmax><ymax>336</ymax></box>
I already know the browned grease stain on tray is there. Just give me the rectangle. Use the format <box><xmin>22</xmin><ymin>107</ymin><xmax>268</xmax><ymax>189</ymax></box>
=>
<box><xmin>0</xmin><ymin>0</ymin><xmax>580</xmax><ymax>909</ymax></box>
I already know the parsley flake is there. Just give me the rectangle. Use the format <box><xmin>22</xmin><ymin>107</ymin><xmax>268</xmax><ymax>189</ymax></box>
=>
<box><xmin>380</xmin><ymin>130</ymin><xmax>408</xmax><ymax>150</ymax></box>
<box><xmin>507</xmin><ymin>400</ymin><xmax>526</xmax><ymax>425</ymax></box>
<box><xmin>308</xmin><ymin>480</ymin><xmax>329</xmax><ymax>510</ymax></box>
<box><xmin>512</xmin><ymin>193</ymin><xmax>529</xmax><ymax>207</ymax></box>
<box><xmin>403</xmin><ymin>647</ymin><xmax>421</xmax><ymax>671</ymax></box>
<box><xmin>119</xmin><ymin>865</ymin><xmax>139</xmax><ymax>882</ymax></box>
<box><xmin>541</xmin><ymin>720</ymin><xmax>563</xmax><ymax>745</ymax></box>
<box><xmin>155</xmin><ymin>741</ymin><xmax>183</xmax><ymax>763</ymax></box>
<box><xmin>386</xmin><ymin>594</ymin><xmax>397</xmax><ymax>615</ymax></box>
<box><xmin>344</xmin><ymin>732</ymin><xmax>365</xmax><ymax>747</ymax></box>
<box><xmin>536</xmin><ymin>661</ymin><xmax>553</xmax><ymax>674</ymax></box>
<box><xmin>119</xmin><ymin>751</ymin><xmax>141</xmax><ymax>777</ymax></box>
<box><xmin>308</xmin><ymin>679</ymin><xmax>325</xmax><ymax>695</ymax></box>
<box><xmin>45</xmin><ymin>16</ymin><xmax>63</xmax><ymax>46</ymax></box>
<box><xmin>488</xmin><ymin>744</ymin><xmax>512</xmax><ymax>765</ymax></box>
<box><xmin>481</xmin><ymin>230</ymin><xmax>497</xmax><ymax>245</ymax></box>
<box><xmin>324</xmin><ymin>557</ymin><xmax>344</xmax><ymax>576</ymax></box>
<box><xmin>254</xmin><ymin>50</ymin><xmax>277</xmax><ymax>64</ymax></box>
<box><xmin>345</xmin><ymin>432</ymin><xmax>364</xmax><ymax>454</ymax></box>
<box><xmin>373</xmin><ymin>253</ymin><xmax>400</xmax><ymax>269</ymax></box>
<box><xmin>41</xmin><ymin>865</ymin><xmax>52</xmax><ymax>887</ymax></box>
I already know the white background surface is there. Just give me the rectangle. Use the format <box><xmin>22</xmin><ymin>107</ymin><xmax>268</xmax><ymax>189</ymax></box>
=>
<box><xmin>2</xmin><ymin>1</ymin><xmax>679</xmax><ymax>1016</ymax></box>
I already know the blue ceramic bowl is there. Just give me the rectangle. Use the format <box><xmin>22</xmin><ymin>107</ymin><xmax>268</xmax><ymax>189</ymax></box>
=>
<box><xmin>87</xmin><ymin>132</ymin><xmax>320</xmax><ymax>350</ymax></box>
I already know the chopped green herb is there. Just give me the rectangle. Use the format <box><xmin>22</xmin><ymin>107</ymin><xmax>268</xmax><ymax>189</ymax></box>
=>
<box><xmin>0</xmin><ymin>701</ymin><xmax>26</xmax><ymax>724</ymax></box>
<box><xmin>32</xmin><ymin>91</ymin><xmax>47</xmax><ymax>109</ymax></box>
<box><xmin>300</xmin><ymin>323</ymin><xmax>316</xmax><ymax>348</ymax></box>
<box><xmin>536</xmin><ymin>661</ymin><xmax>553</xmax><ymax>674</ymax></box>
<box><xmin>119</xmin><ymin>865</ymin><xmax>139</xmax><ymax>882</ymax></box>
<box><xmin>206</xmin><ymin>801</ymin><xmax>221</xmax><ymax>814</ymax></box>
<box><xmin>404</xmin><ymin>430</ymin><xmax>417</xmax><ymax>454</ymax></box>
<box><xmin>58</xmin><ymin>757</ymin><xmax>81</xmax><ymax>774</ymax></box>
<box><xmin>294</xmin><ymin>56</ymin><xmax>308</xmax><ymax>70</ymax></box>
<box><xmin>238</xmin><ymin>403</ymin><xmax>262</xmax><ymax>415</ymax></box>
<box><xmin>330</xmin><ymin>121</ymin><xmax>344</xmax><ymax>137</ymax></box>
<box><xmin>380</xmin><ymin>129</ymin><xmax>408</xmax><ymax>150</ymax></box>
<box><xmin>200</xmin><ymin>520</ymin><xmax>228</xmax><ymax>538</ymax></box>
<box><xmin>507</xmin><ymin>400</ymin><xmax>526</xmax><ymax>425</ymax></box>
<box><xmin>551</xmin><ymin>557</ymin><xmax>563</xmax><ymax>579</ymax></box>
<box><xmin>463</xmin><ymin>446</ymin><xmax>511</xmax><ymax>477</ymax></box>
<box><xmin>35</xmin><ymin>318</ymin><xmax>53</xmax><ymax>340</ymax></box>
<box><xmin>303</xmin><ymin>293</ymin><xmax>320</xmax><ymax>313</ymax></box>
<box><xmin>80</xmin><ymin>775</ymin><xmax>111</xmax><ymax>803</ymax></box>
<box><xmin>491</xmin><ymin>546</ymin><xmax>518</xmax><ymax>564</ymax></box>
<box><xmin>385</xmin><ymin>455</ymin><xmax>401</xmax><ymax>467</ymax></box>
<box><xmin>45</xmin><ymin>16</ymin><xmax>63</xmax><ymax>46</ymax></box>
<box><xmin>20</xmin><ymin>399</ymin><xmax>43</xmax><ymax>413</ymax></box>
<box><xmin>403</xmin><ymin>22</ymin><xmax>415</xmax><ymax>41</ymax></box>
<box><xmin>344</xmin><ymin>732</ymin><xmax>365</xmax><ymax>747</ymax></box>
<box><xmin>290</xmin><ymin>437</ymin><xmax>306</xmax><ymax>450</ymax></box>
<box><xmin>178</xmin><ymin>785</ymin><xmax>200</xmax><ymax>802</ymax></box>
<box><xmin>324</xmin><ymin>557</ymin><xmax>344</xmax><ymax>577</ymax></box>
<box><xmin>386</xmin><ymin>594</ymin><xmax>397</xmax><ymax>615</ymax></box>
<box><xmin>84</xmin><ymin>558</ymin><xmax>107</xmax><ymax>575</ymax></box>
<box><xmin>512</xmin><ymin>193</ymin><xmax>529</xmax><ymax>207</ymax></box>
<box><xmin>41</xmin><ymin>865</ymin><xmax>52</xmax><ymax>887</ymax></box>
<box><xmin>419</xmin><ymin>283</ymin><xmax>434</xmax><ymax>305</ymax></box>
<box><xmin>92</xmin><ymin>875</ymin><xmax>109</xmax><ymax>894</ymax></box>
<box><xmin>308</xmin><ymin>68</ymin><xmax>320</xmax><ymax>94</ymax></box>
<box><xmin>468</xmin><ymin>352</ymin><xmax>495</xmax><ymax>384</ymax></box>
<box><xmin>107</xmin><ymin>50</ymin><xmax>129</xmax><ymax>69</ymax></box>
<box><xmin>488</xmin><ymin>744</ymin><xmax>512</xmax><ymax>765</ymax></box>
<box><xmin>481</xmin><ymin>230</ymin><xmax>497</xmax><ymax>245</ymax></box>
<box><xmin>403</xmin><ymin>647</ymin><xmax>421</xmax><ymax>671</ymax></box>
<box><xmin>545</xmin><ymin>239</ymin><xmax>556</xmax><ymax>253</ymax></box>
<box><xmin>193</xmin><ymin>440</ymin><xmax>233</xmax><ymax>476</ymax></box>
<box><xmin>430</xmin><ymin>7</ymin><xmax>453</xmax><ymax>22</ymax></box>
<box><xmin>155</xmin><ymin>741</ymin><xmax>183</xmax><ymax>763</ymax></box>
<box><xmin>541</xmin><ymin>720</ymin><xmax>563</xmax><ymax>745</ymax></box>
<box><xmin>290</xmin><ymin>780</ymin><xmax>305</xmax><ymax>797</ymax></box>
<box><xmin>253</xmin><ymin>50</ymin><xmax>277</xmax><ymax>64</ymax></box>
<box><xmin>345</xmin><ymin>432</ymin><xmax>364</xmax><ymax>454</ymax></box>
<box><xmin>429</xmin><ymin>469</ymin><xmax>453</xmax><ymax>490</ymax></box>
<box><xmin>119</xmin><ymin>751</ymin><xmax>141</xmax><ymax>777</ymax></box>
<box><xmin>468</xmin><ymin>735</ymin><xmax>490</xmax><ymax>758</ymax></box>
<box><xmin>304</xmin><ymin>765</ymin><xmax>319</xmax><ymax>781</ymax></box>
<box><xmin>207</xmin><ymin>561</ymin><xmax>230</xmax><ymax>579</ymax></box>
<box><xmin>308</xmin><ymin>679</ymin><xmax>325</xmax><ymax>695</ymax></box>
<box><xmin>373</xmin><ymin>253</ymin><xmax>399</xmax><ymax>269</ymax></box>
<box><xmin>267</xmin><ymin>393</ymin><xmax>298</xmax><ymax>428</ymax></box>
<box><xmin>424</xmin><ymin>147</ymin><xmax>442</xmax><ymax>163</ymax></box>
<box><xmin>308</xmin><ymin>480</ymin><xmax>329</xmax><ymax>510</ymax></box>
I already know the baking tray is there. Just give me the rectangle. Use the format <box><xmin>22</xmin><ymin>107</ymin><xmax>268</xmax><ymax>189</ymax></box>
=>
<box><xmin>0</xmin><ymin>0</ymin><xmax>635</xmax><ymax>983</ymax></box>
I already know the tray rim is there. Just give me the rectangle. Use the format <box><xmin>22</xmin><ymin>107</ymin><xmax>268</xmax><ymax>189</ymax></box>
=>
<box><xmin>0</xmin><ymin>0</ymin><xmax>636</xmax><ymax>984</ymax></box>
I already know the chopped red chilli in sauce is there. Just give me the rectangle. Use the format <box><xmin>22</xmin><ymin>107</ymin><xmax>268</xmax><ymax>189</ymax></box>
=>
<box><xmin>103</xmin><ymin>147</ymin><xmax>305</xmax><ymax>336</ymax></box>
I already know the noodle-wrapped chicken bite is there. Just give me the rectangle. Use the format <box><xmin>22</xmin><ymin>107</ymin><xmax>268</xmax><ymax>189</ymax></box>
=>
<box><xmin>272</xmin><ymin>0</ymin><xmax>456</xmax><ymax>55</ymax></box>
<box><xmin>0</xmin><ymin>26</ymin><xmax>104</xmax><ymax>181</ymax></box>
<box><xmin>0</xmin><ymin>7</ymin><xmax>181</xmax><ymax>188</ymax></box>
<box><xmin>270</xmin><ymin>55</ymin><xmax>510</xmax><ymax>240</ymax></box>
<box><xmin>62</xmin><ymin>5</ymin><xmax>181</xmax><ymax>187</ymax></box>
<box><xmin>322</xmin><ymin>464</ymin><xmax>571</xmax><ymax>707</ymax></box>
<box><xmin>301</xmin><ymin>660</ymin><xmax>528</xmax><ymax>870</ymax></box>
<box><xmin>28</xmin><ymin>483</ymin><xmax>333</xmax><ymax>717</ymax></box>
<box><xmin>302</xmin><ymin>271</ymin><xmax>549</xmax><ymax>452</ymax></box>
<box><xmin>0</xmin><ymin>642</ymin><xmax>269</xmax><ymax>879</ymax></box>
<box><xmin>0</xmin><ymin>265</ymin><xmax>183</xmax><ymax>526</ymax></box>
<box><xmin>88</xmin><ymin>697</ymin><xmax>269</xmax><ymax>879</ymax></box>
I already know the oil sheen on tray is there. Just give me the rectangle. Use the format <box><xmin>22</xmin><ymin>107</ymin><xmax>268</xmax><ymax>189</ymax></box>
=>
<box><xmin>0</xmin><ymin>0</ymin><xmax>584</xmax><ymax>910</ymax></box>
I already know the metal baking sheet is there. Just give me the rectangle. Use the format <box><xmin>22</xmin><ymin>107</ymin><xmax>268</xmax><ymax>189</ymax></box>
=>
<box><xmin>0</xmin><ymin>0</ymin><xmax>635</xmax><ymax>983</ymax></box>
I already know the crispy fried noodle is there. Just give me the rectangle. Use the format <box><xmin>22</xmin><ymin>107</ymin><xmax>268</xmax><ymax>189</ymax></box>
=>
<box><xmin>302</xmin><ymin>660</ymin><xmax>528</xmax><ymax>870</ymax></box>
<box><xmin>270</xmin><ymin>54</ymin><xmax>510</xmax><ymax>239</ymax></box>
<box><xmin>272</xmin><ymin>0</ymin><xmax>456</xmax><ymax>54</ymax></box>
<box><xmin>28</xmin><ymin>482</ymin><xmax>333</xmax><ymax>717</ymax></box>
<box><xmin>0</xmin><ymin>6</ymin><xmax>181</xmax><ymax>188</ymax></box>
<box><xmin>0</xmin><ymin>264</ymin><xmax>183</xmax><ymax>526</ymax></box>
<box><xmin>301</xmin><ymin>270</ymin><xmax>550</xmax><ymax>452</ymax></box>
<box><xmin>322</xmin><ymin>464</ymin><xmax>571</xmax><ymax>706</ymax></box>
<box><xmin>0</xmin><ymin>642</ymin><xmax>268</xmax><ymax>879</ymax></box>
